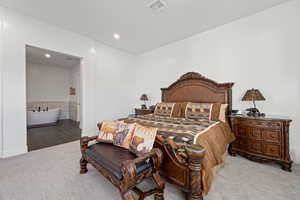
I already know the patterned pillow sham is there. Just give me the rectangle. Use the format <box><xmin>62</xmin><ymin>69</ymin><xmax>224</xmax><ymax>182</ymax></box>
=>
<box><xmin>210</xmin><ymin>103</ymin><xmax>228</xmax><ymax>122</ymax></box>
<box><xmin>97</xmin><ymin>120</ymin><xmax>120</xmax><ymax>143</ymax></box>
<box><xmin>129</xmin><ymin>124</ymin><xmax>158</xmax><ymax>156</ymax></box>
<box><xmin>113</xmin><ymin>122</ymin><xmax>136</xmax><ymax>149</ymax></box>
<box><xmin>185</xmin><ymin>102</ymin><xmax>213</xmax><ymax>120</ymax></box>
<box><xmin>210</xmin><ymin>103</ymin><xmax>221</xmax><ymax>121</ymax></box>
<box><xmin>219</xmin><ymin>104</ymin><xmax>228</xmax><ymax>122</ymax></box>
<box><xmin>154</xmin><ymin>102</ymin><xmax>175</xmax><ymax>117</ymax></box>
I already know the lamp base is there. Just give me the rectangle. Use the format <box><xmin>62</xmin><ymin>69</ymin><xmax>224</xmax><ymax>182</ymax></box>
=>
<box><xmin>246</xmin><ymin>108</ymin><xmax>265</xmax><ymax>117</ymax></box>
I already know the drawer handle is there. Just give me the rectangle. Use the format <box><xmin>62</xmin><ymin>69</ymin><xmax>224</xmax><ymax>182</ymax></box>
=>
<box><xmin>270</xmin><ymin>148</ymin><xmax>277</xmax><ymax>153</ymax></box>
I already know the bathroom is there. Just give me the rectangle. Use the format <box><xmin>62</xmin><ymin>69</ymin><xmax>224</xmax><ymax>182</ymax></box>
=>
<box><xmin>26</xmin><ymin>45</ymin><xmax>82</xmax><ymax>151</ymax></box>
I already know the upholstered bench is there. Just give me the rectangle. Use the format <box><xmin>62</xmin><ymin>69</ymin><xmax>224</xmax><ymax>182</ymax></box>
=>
<box><xmin>80</xmin><ymin>136</ymin><xmax>165</xmax><ymax>200</ymax></box>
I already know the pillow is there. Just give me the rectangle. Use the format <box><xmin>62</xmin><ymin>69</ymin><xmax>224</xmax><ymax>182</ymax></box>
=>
<box><xmin>97</xmin><ymin>120</ymin><xmax>120</xmax><ymax>143</ymax></box>
<box><xmin>171</xmin><ymin>103</ymin><xmax>181</xmax><ymax>118</ymax></box>
<box><xmin>210</xmin><ymin>103</ymin><xmax>221</xmax><ymax>121</ymax></box>
<box><xmin>170</xmin><ymin>102</ymin><xmax>188</xmax><ymax>118</ymax></box>
<box><xmin>219</xmin><ymin>104</ymin><xmax>228</xmax><ymax>123</ymax></box>
<box><xmin>185</xmin><ymin>102</ymin><xmax>212</xmax><ymax>120</ymax></box>
<box><xmin>210</xmin><ymin>103</ymin><xmax>228</xmax><ymax>122</ymax></box>
<box><xmin>154</xmin><ymin>102</ymin><xmax>175</xmax><ymax>117</ymax></box>
<box><xmin>129</xmin><ymin>124</ymin><xmax>158</xmax><ymax>156</ymax></box>
<box><xmin>113</xmin><ymin>122</ymin><xmax>136</xmax><ymax>149</ymax></box>
<box><xmin>179</xmin><ymin>102</ymin><xmax>188</xmax><ymax>118</ymax></box>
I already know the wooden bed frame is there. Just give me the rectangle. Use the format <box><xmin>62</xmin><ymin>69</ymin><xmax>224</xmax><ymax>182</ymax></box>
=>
<box><xmin>154</xmin><ymin>72</ymin><xmax>234</xmax><ymax>200</ymax></box>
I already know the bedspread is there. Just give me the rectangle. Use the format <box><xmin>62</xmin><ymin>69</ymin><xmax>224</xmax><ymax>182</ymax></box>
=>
<box><xmin>122</xmin><ymin>114</ymin><xmax>235</xmax><ymax>194</ymax></box>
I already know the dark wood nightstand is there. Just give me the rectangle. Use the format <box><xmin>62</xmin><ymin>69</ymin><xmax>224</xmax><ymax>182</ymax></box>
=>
<box><xmin>228</xmin><ymin>114</ymin><xmax>293</xmax><ymax>171</ymax></box>
<box><xmin>135</xmin><ymin>108</ymin><xmax>154</xmax><ymax>116</ymax></box>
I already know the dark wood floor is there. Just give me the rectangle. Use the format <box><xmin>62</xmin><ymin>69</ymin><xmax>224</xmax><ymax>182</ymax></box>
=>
<box><xmin>27</xmin><ymin>119</ymin><xmax>81</xmax><ymax>151</ymax></box>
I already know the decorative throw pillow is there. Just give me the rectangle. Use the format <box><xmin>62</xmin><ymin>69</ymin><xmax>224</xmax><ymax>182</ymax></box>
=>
<box><xmin>185</xmin><ymin>102</ymin><xmax>212</xmax><ymax>120</ymax></box>
<box><xmin>129</xmin><ymin>124</ymin><xmax>158</xmax><ymax>156</ymax></box>
<box><xmin>219</xmin><ymin>104</ymin><xmax>228</xmax><ymax>123</ymax></box>
<box><xmin>171</xmin><ymin>103</ymin><xmax>181</xmax><ymax>118</ymax></box>
<box><xmin>154</xmin><ymin>102</ymin><xmax>175</xmax><ymax>117</ymax></box>
<box><xmin>170</xmin><ymin>102</ymin><xmax>189</xmax><ymax>118</ymax></box>
<box><xmin>179</xmin><ymin>102</ymin><xmax>188</xmax><ymax>118</ymax></box>
<box><xmin>113</xmin><ymin>122</ymin><xmax>136</xmax><ymax>149</ymax></box>
<box><xmin>210</xmin><ymin>103</ymin><xmax>221</xmax><ymax>121</ymax></box>
<box><xmin>97</xmin><ymin>120</ymin><xmax>120</xmax><ymax>143</ymax></box>
<box><xmin>209</xmin><ymin>103</ymin><xmax>228</xmax><ymax>122</ymax></box>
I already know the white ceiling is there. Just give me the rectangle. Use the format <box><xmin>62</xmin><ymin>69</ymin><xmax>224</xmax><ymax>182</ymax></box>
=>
<box><xmin>26</xmin><ymin>45</ymin><xmax>81</xmax><ymax>68</ymax></box>
<box><xmin>1</xmin><ymin>0</ymin><xmax>291</xmax><ymax>54</ymax></box>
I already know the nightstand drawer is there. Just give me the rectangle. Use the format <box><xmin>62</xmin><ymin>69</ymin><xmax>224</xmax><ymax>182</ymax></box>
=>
<box><xmin>235</xmin><ymin>126</ymin><xmax>262</xmax><ymax>140</ymax></box>
<box><xmin>262</xmin><ymin>143</ymin><xmax>281</xmax><ymax>158</ymax></box>
<box><xmin>232</xmin><ymin>138</ymin><xmax>247</xmax><ymax>149</ymax></box>
<box><xmin>235</xmin><ymin>126</ymin><xmax>247</xmax><ymax>137</ymax></box>
<box><xmin>248</xmin><ymin>139</ymin><xmax>262</xmax><ymax>153</ymax></box>
<box><xmin>249</xmin><ymin>128</ymin><xmax>262</xmax><ymax>140</ymax></box>
<box><xmin>262</xmin><ymin>130</ymin><xmax>281</xmax><ymax>143</ymax></box>
<box><xmin>239</xmin><ymin>119</ymin><xmax>281</xmax><ymax>130</ymax></box>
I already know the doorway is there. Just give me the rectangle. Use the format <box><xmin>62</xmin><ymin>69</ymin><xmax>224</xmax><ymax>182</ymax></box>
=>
<box><xmin>26</xmin><ymin>45</ymin><xmax>82</xmax><ymax>151</ymax></box>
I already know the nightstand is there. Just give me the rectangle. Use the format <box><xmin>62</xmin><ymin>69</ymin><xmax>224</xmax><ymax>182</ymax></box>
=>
<box><xmin>135</xmin><ymin>108</ymin><xmax>154</xmax><ymax>116</ymax></box>
<box><xmin>228</xmin><ymin>114</ymin><xmax>293</xmax><ymax>171</ymax></box>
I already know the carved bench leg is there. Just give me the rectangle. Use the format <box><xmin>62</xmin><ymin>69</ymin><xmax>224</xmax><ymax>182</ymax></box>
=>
<box><xmin>152</xmin><ymin>172</ymin><xmax>165</xmax><ymax>200</ymax></box>
<box><xmin>122</xmin><ymin>191</ymin><xmax>135</xmax><ymax>200</ymax></box>
<box><xmin>80</xmin><ymin>156</ymin><xmax>88</xmax><ymax>174</ymax></box>
<box><xmin>154</xmin><ymin>193</ymin><xmax>164</xmax><ymax>200</ymax></box>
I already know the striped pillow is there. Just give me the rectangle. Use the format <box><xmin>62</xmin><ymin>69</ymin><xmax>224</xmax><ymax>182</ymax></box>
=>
<box><xmin>185</xmin><ymin>102</ymin><xmax>212</xmax><ymax>120</ymax></box>
<box><xmin>154</xmin><ymin>102</ymin><xmax>175</xmax><ymax>117</ymax></box>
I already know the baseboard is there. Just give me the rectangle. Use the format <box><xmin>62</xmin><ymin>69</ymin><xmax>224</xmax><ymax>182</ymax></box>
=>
<box><xmin>291</xmin><ymin>148</ymin><xmax>300</xmax><ymax>164</ymax></box>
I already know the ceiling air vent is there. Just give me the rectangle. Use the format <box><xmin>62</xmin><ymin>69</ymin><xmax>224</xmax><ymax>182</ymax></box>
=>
<box><xmin>148</xmin><ymin>0</ymin><xmax>167</xmax><ymax>12</ymax></box>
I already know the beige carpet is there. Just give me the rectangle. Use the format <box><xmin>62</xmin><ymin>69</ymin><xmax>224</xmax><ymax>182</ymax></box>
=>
<box><xmin>0</xmin><ymin>141</ymin><xmax>299</xmax><ymax>200</ymax></box>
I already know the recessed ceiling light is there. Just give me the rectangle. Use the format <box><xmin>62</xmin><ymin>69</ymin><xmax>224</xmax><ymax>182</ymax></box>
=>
<box><xmin>45</xmin><ymin>54</ymin><xmax>51</xmax><ymax>58</ymax></box>
<box><xmin>113</xmin><ymin>33</ymin><xmax>120</xmax><ymax>40</ymax></box>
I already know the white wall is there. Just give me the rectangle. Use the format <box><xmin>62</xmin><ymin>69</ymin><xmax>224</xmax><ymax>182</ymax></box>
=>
<box><xmin>135</xmin><ymin>1</ymin><xmax>300</xmax><ymax>163</ymax></box>
<box><xmin>0</xmin><ymin>7</ymin><xmax>4</xmax><ymax>157</ymax></box>
<box><xmin>69</xmin><ymin>64</ymin><xmax>80</xmax><ymax>122</ymax></box>
<box><xmin>26</xmin><ymin>63</ymin><xmax>71</xmax><ymax>102</ymax></box>
<box><xmin>69</xmin><ymin>65</ymin><xmax>80</xmax><ymax>104</ymax></box>
<box><xmin>95</xmin><ymin>45</ymin><xmax>136</xmax><ymax>121</ymax></box>
<box><xmin>0</xmin><ymin>6</ymin><xmax>136</xmax><ymax>158</ymax></box>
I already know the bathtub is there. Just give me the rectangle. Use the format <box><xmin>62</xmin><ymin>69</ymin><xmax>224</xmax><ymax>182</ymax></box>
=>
<box><xmin>27</xmin><ymin>108</ymin><xmax>61</xmax><ymax>127</ymax></box>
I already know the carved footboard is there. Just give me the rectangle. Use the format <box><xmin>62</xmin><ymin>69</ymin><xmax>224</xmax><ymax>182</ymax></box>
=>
<box><xmin>154</xmin><ymin>137</ymin><xmax>205</xmax><ymax>200</ymax></box>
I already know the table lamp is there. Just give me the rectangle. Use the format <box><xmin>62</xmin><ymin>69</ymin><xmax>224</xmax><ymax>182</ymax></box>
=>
<box><xmin>242</xmin><ymin>88</ymin><xmax>266</xmax><ymax>117</ymax></box>
<box><xmin>140</xmin><ymin>94</ymin><xmax>149</xmax><ymax>109</ymax></box>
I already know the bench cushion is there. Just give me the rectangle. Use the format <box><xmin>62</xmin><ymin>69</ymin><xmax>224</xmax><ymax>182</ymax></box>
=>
<box><xmin>84</xmin><ymin>143</ymin><xmax>152</xmax><ymax>179</ymax></box>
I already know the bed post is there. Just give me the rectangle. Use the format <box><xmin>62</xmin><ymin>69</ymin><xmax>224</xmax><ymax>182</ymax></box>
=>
<box><xmin>185</xmin><ymin>144</ymin><xmax>205</xmax><ymax>200</ymax></box>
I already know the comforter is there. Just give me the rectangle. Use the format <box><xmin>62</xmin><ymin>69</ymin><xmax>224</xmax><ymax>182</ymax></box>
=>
<box><xmin>122</xmin><ymin>114</ymin><xmax>235</xmax><ymax>194</ymax></box>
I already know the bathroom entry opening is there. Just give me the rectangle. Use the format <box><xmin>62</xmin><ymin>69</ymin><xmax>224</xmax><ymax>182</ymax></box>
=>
<box><xmin>25</xmin><ymin>45</ymin><xmax>82</xmax><ymax>152</ymax></box>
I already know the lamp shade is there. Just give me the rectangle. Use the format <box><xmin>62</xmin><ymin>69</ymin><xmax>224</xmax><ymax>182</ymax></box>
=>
<box><xmin>242</xmin><ymin>88</ymin><xmax>266</xmax><ymax>101</ymax></box>
<box><xmin>140</xmin><ymin>94</ymin><xmax>149</xmax><ymax>101</ymax></box>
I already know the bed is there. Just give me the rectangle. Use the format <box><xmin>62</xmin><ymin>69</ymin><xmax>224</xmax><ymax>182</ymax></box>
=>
<box><xmin>122</xmin><ymin>72</ymin><xmax>235</xmax><ymax>200</ymax></box>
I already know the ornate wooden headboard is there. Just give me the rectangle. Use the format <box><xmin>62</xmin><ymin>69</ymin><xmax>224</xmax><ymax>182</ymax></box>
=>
<box><xmin>161</xmin><ymin>72</ymin><xmax>234</xmax><ymax>111</ymax></box>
